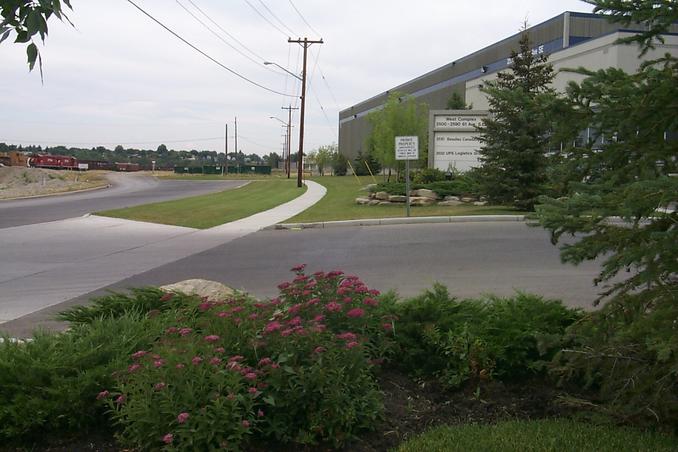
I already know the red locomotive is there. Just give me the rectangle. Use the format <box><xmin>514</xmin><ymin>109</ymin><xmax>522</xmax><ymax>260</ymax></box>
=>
<box><xmin>27</xmin><ymin>154</ymin><xmax>79</xmax><ymax>170</ymax></box>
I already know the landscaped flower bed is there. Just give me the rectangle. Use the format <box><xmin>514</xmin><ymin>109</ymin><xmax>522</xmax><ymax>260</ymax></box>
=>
<box><xmin>1</xmin><ymin>268</ymin><xmax>675</xmax><ymax>451</ymax></box>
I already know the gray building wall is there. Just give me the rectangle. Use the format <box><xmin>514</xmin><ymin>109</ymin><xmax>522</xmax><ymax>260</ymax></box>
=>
<box><xmin>338</xmin><ymin>12</ymin><xmax>678</xmax><ymax>160</ymax></box>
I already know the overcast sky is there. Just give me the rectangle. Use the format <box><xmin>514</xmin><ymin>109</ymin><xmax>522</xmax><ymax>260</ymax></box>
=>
<box><xmin>0</xmin><ymin>0</ymin><xmax>591</xmax><ymax>156</ymax></box>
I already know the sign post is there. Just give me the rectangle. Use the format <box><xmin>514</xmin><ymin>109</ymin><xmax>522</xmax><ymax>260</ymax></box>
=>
<box><xmin>395</xmin><ymin>136</ymin><xmax>419</xmax><ymax>217</ymax></box>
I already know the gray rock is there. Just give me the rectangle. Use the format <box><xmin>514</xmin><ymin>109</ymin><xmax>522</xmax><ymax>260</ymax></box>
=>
<box><xmin>473</xmin><ymin>201</ymin><xmax>488</xmax><ymax>206</ymax></box>
<box><xmin>461</xmin><ymin>197</ymin><xmax>475</xmax><ymax>203</ymax></box>
<box><xmin>375</xmin><ymin>191</ymin><xmax>390</xmax><ymax>201</ymax></box>
<box><xmin>444</xmin><ymin>195</ymin><xmax>460</xmax><ymax>201</ymax></box>
<box><xmin>378</xmin><ymin>201</ymin><xmax>392</xmax><ymax>205</ymax></box>
<box><xmin>389</xmin><ymin>195</ymin><xmax>407</xmax><ymax>203</ymax></box>
<box><xmin>438</xmin><ymin>200</ymin><xmax>463</xmax><ymax>206</ymax></box>
<box><xmin>368</xmin><ymin>199</ymin><xmax>382</xmax><ymax>206</ymax></box>
<box><xmin>355</xmin><ymin>197</ymin><xmax>371</xmax><ymax>205</ymax></box>
<box><xmin>160</xmin><ymin>279</ymin><xmax>234</xmax><ymax>301</ymax></box>
<box><xmin>411</xmin><ymin>188</ymin><xmax>438</xmax><ymax>199</ymax></box>
<box><xmin>410</xmin><ymin>196</ymin><xmax>436</xmax><ymax>206</ymax></box>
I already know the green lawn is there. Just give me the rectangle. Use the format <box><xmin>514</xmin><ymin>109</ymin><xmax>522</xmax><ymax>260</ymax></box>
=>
<box><xmin>288</xmin><ymin>176</ymin><xmax>521</xmax><ymax>223</ymax></box>
<box><xmin>397</xmin><ymin>419</ymin><xmax>678</xmax><ymax>452</ymax></box>
<box><xmin>98</xmin><ymin>180</ymin><xmax>305</xmax><ymax>229</ymax></box>
<box><xmin>156</xmin><ymin>171</ymin><xmax>288</xmax><ymax>181</ymax></box>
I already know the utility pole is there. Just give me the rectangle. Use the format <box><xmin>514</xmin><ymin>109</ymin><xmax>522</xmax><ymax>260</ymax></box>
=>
<box><xmin>281</xmin><ymin>105</ymin><xmax>298</xmax><ymax>178</ymax></box>
<box><xmin>288</xmin><ymin>37</ymin><xmax>323</xmax><ymax>188</ymax></box>
<box><xmin>227</xmin><ymin>123</ymin><xmax>228</xmax><ymax>177</ymax></box>
<box><xmin>234</xmin><ymin>116</ymin><xmax>238</xmax><ymax>172</ymax></box>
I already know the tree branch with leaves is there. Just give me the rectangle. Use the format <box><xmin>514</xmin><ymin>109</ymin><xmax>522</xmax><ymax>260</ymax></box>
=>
<box><xmin>0</xmin><ymin>0</ymin><xmax>73</xmax><ymax>78</ymax></box>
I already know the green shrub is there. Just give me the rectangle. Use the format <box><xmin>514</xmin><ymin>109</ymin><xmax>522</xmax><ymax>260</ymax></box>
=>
<box><xmin>0</xmin><ymin>313</ymin><xmax>166</xmax><ymax>445</ymax></box>
<box><xmin>57</xmin><ymin>287</ymin><xmax>199</xmax><ymax>325</ymax></box>
<box><xmin>391</xmin><ymin>284</ymin><xmax>580</xmax><ymax>388</ymax></box>
<box><xmin>412</xmin><ymin>167</ymin><xmax>447</xmax><ymax>184</ymax></box>
<box><xmin>369</xmin><ymin>176</ymin><xmax>481</xmax><ymax>198</ymax></box>
<box><xmin>552</xmin><ymin>297</ymin><xmax>678</xmax><ymax>430</ymax></box>
<box><xmin>103</xmin><ymin>267</ymin><xmax>392</xmax><ymax>450</ymax></box>
<box><xmin>397</xmin><ymin>419</ymin><xmax>678</xmax><ymax>452</ymax></box>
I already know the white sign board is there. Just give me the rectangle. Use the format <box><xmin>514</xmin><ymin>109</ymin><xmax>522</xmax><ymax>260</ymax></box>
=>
<box><xmin>429</xmin><ymin>110</ymin><xmax>488</xmax><ymax>172</ymax></box>
<box><xmin>77</xmin><ymin>163</ymin><xmax>89</xmax><ymax>170</ymax></box>
<box><xmin>395</xmin><ymin>136</ymin><xmax>419</xmax><ymax>161</ymax></box>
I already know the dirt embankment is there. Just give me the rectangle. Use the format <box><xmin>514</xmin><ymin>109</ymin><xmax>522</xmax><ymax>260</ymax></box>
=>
<box><xmin>0</xmin><ymin>167</ymin><xmax>110</xmax><ymax>200</ymax></box>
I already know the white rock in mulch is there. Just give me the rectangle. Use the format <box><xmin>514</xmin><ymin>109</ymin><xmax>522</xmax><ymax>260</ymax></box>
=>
<box><xmin>356</xmin><ymin>197</ymin><xmax>371</xmax><ymax>205</ymax></box>
<box><xmin>368</xmin><ymin>199</ymin><xmax>382</xmax><ymax>206</ymax></box>
<box><xmin>461</xmin><ymin>197</ymin><xmax>476</xmax><ymax>203</ymax></box>
<box><xmin>444</xmin><ymin>195</ymin><xmax>460</xmax><ymax>201</ymax></box>
<box><xmin>389</xmin><ymin>195</ymin><xmax>407</xmax><ymax>203</ymax></box>
<box><xmin>160</xmin><ymin>279</ymin><xmax>234</xmax><ymax>301</ymax></box>
<box><xmin>375</xmin><ymin>191</ymin><xmax>391</xmax><ymax>201</ymax></box>
<box><xmin>473</xmin><ymin>201</ymin><xmax>488</xmax><ymax>206</ymax></box>
<box><xmin>378</xmin><ymin>201</ymin><xmax>392</xmax><ymax>205</ymax></box>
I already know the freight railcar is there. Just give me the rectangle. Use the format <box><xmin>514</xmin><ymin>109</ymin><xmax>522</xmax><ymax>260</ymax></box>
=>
<box><xmin>28</xmin><ymin>154</ymin><xmax>79</xmax><ymax>170</ymax></box>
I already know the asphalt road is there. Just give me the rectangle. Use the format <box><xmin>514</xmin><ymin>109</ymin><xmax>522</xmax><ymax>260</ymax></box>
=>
<box><xmin>0</xmin><ymin>173</ymin><xmax>246</xmax><ymax>228</ymax></box>
<box><xmin>11</xmin><ymin>221</ymin><xmax>605</xmax><ymax>337</ymax></box>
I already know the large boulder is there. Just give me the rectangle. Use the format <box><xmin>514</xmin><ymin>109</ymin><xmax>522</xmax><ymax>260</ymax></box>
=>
<box><xmin>388</xmin><ymin>195</ymin><xmax>407</xmax><ymax>203</ymax></box>
<box><xmin>411</xmin><ymin>189</ymin><xmax>438</xmax><ymax>199</ymax></box>
<box><xmin>374</xmin><ymin>191</ymin><xmax>391</xmax><ymax>201</ymax></box>
<box><xmin>160</xmin><ymin>279</ymin><xmax>235</xmax><ymax>301</ymax></box>
<box><xmin>410</xmin><ymin>196</ymin><xmax>436</xmax><ymax>206</ymax></box>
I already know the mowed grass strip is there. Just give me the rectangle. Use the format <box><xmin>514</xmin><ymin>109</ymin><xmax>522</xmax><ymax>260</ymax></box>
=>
<box><xmin>397</xmin><ymin>419</ymin><xmax>678</xmax><ymax>452</ymax></box>
<box><xmin>288</xmin><ymin>175</ymin><xmax>520</xmax><ymax>223</ymax></box>
<box><xmin>98</xmin><ymin>180</ymin><xmax>305</xmax><ymax>229</ymax></box>
<box><xmin>157</xmin><ymin>171</ymin><xmax>289</xmax><ymax>181</ymax></box>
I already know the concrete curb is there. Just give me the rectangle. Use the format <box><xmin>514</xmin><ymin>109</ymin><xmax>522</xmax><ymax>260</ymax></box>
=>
<box><xmin>266</xmin><ymin>214</ymin><xmax>526</xmax><ymax>230</ymax></box>
<box><xmin>0</xmin><ymin>183</ymin><xmax>111</xmax><ymax>202</ymax></box>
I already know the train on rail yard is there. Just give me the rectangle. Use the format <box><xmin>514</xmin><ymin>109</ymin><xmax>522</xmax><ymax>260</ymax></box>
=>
<box><xmin>25</xmin><ymin>154</ymin><xmax>141</xmax><ymax>172</ymax></box>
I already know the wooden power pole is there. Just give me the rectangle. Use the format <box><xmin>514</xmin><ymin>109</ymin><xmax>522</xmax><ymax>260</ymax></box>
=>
<box><xmin>288</xmin><ymin>38</ymin><xmax>323</xmax><ymax>188</ymax></box>
<box><xmin>281</xmin><ymin>105</ymin><xmax>298</xmax><ymax>178</ymax></box>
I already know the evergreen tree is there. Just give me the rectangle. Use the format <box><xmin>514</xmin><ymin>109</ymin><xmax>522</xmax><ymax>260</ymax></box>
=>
<box><xmin>535</xmin><ymin>1</ymin><xmax>678</xmax><ymax>425</ymax></box>
<box><xmin>476</xmin><ymin>28</ymin><xmax>556</xmax><ymax>210</ymax></box>
<box><xmin>446</xmin><ymin>92</ymin><xmax>472</xmax><ymax>110</ymax></box>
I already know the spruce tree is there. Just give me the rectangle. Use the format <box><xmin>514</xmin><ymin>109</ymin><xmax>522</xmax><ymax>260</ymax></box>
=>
<box><xmin>535</xmin><ymin>1</ymin><xmax>678</xmax><ymax>425</ymax></box>
<box><xmin>477</xmin><ymin>28</ymin><xmax>556</xmax><ymax>210</ymax></box>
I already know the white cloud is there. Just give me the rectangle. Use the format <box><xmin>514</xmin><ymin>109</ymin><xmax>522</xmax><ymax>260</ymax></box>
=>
<box><xmin>0</xmin><ymin>0</ymin><xmax>589</xmax><ymax>155</ymax></box>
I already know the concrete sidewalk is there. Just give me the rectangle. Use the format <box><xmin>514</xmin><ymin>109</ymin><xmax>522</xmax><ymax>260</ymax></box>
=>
<box><xmin>0</xmin><ymin>181</ymin><xmax>326</xmax><ymax>324</ymax></box>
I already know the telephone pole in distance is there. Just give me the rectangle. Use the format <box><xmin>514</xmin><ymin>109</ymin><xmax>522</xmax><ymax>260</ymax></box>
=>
<box><xmin>281</xmin><ymin>105</ymin><xmax>298</xmax><ymax>178</ymax></box>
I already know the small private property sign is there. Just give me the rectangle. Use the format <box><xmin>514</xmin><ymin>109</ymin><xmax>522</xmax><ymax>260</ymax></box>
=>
<box><xmin>395</xmin><ymin>136</ymin><xmax>419</xmax><ymax>161</ymax></box>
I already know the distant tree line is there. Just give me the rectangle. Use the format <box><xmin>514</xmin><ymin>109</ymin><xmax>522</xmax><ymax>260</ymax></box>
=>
<box><xmin>0</xmin><ymin>142</ymin><xmax>281</xmax><ymax>169</ymax></box>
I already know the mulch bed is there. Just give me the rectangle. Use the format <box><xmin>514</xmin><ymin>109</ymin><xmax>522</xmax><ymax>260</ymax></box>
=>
<box><xmin>11</xmin><ymin>368</ymin><xmax>582</xmax><ymax>452</ymax></box>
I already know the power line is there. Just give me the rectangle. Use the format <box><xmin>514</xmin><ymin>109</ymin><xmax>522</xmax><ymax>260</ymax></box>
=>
<box><xmin>124</xmin><ymin>0</ymin><xmax>294</xmax><ymax>97</ymax></box>
<box><xmin>186</xmin><ymin>0</ymin><xmax>268</xmax><ymax>63</ymax></box>
<box><xmin>287</xmin><ymin>0</ymin><xmax>321</xmax><ymax>37</ymax></box>
<box><xmin>257</xmin><ymin>0</ymin><xmax>297</xmax><ymax>36</ymax></box>
<box><xmin>176</xmin><ymin>0</ymin><xmax>278</xmax><ymax>74</ymax></box>
<box><xmin>242</xmin><ymin>0</ymin><xmax>289</xmax><ymax>37</ymax></box>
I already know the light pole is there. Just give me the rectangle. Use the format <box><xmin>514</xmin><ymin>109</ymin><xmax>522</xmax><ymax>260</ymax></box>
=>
<box><xmin>270</xmin><ymin>116</ymin><xmax>290</xmax><ymax>173</ymax></box>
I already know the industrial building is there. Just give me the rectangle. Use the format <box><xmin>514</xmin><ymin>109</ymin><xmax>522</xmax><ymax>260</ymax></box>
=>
<box><xmin>338</xmin><ymin>11</ymin><xmax>678</xmax><ymax>160</ymax></box>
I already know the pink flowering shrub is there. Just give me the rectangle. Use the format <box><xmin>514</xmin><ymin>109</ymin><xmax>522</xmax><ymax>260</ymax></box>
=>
<box><xmin>103</xmin><ymin>268</ymin><xmax>394</xmax><ymax>450</ymax></box>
